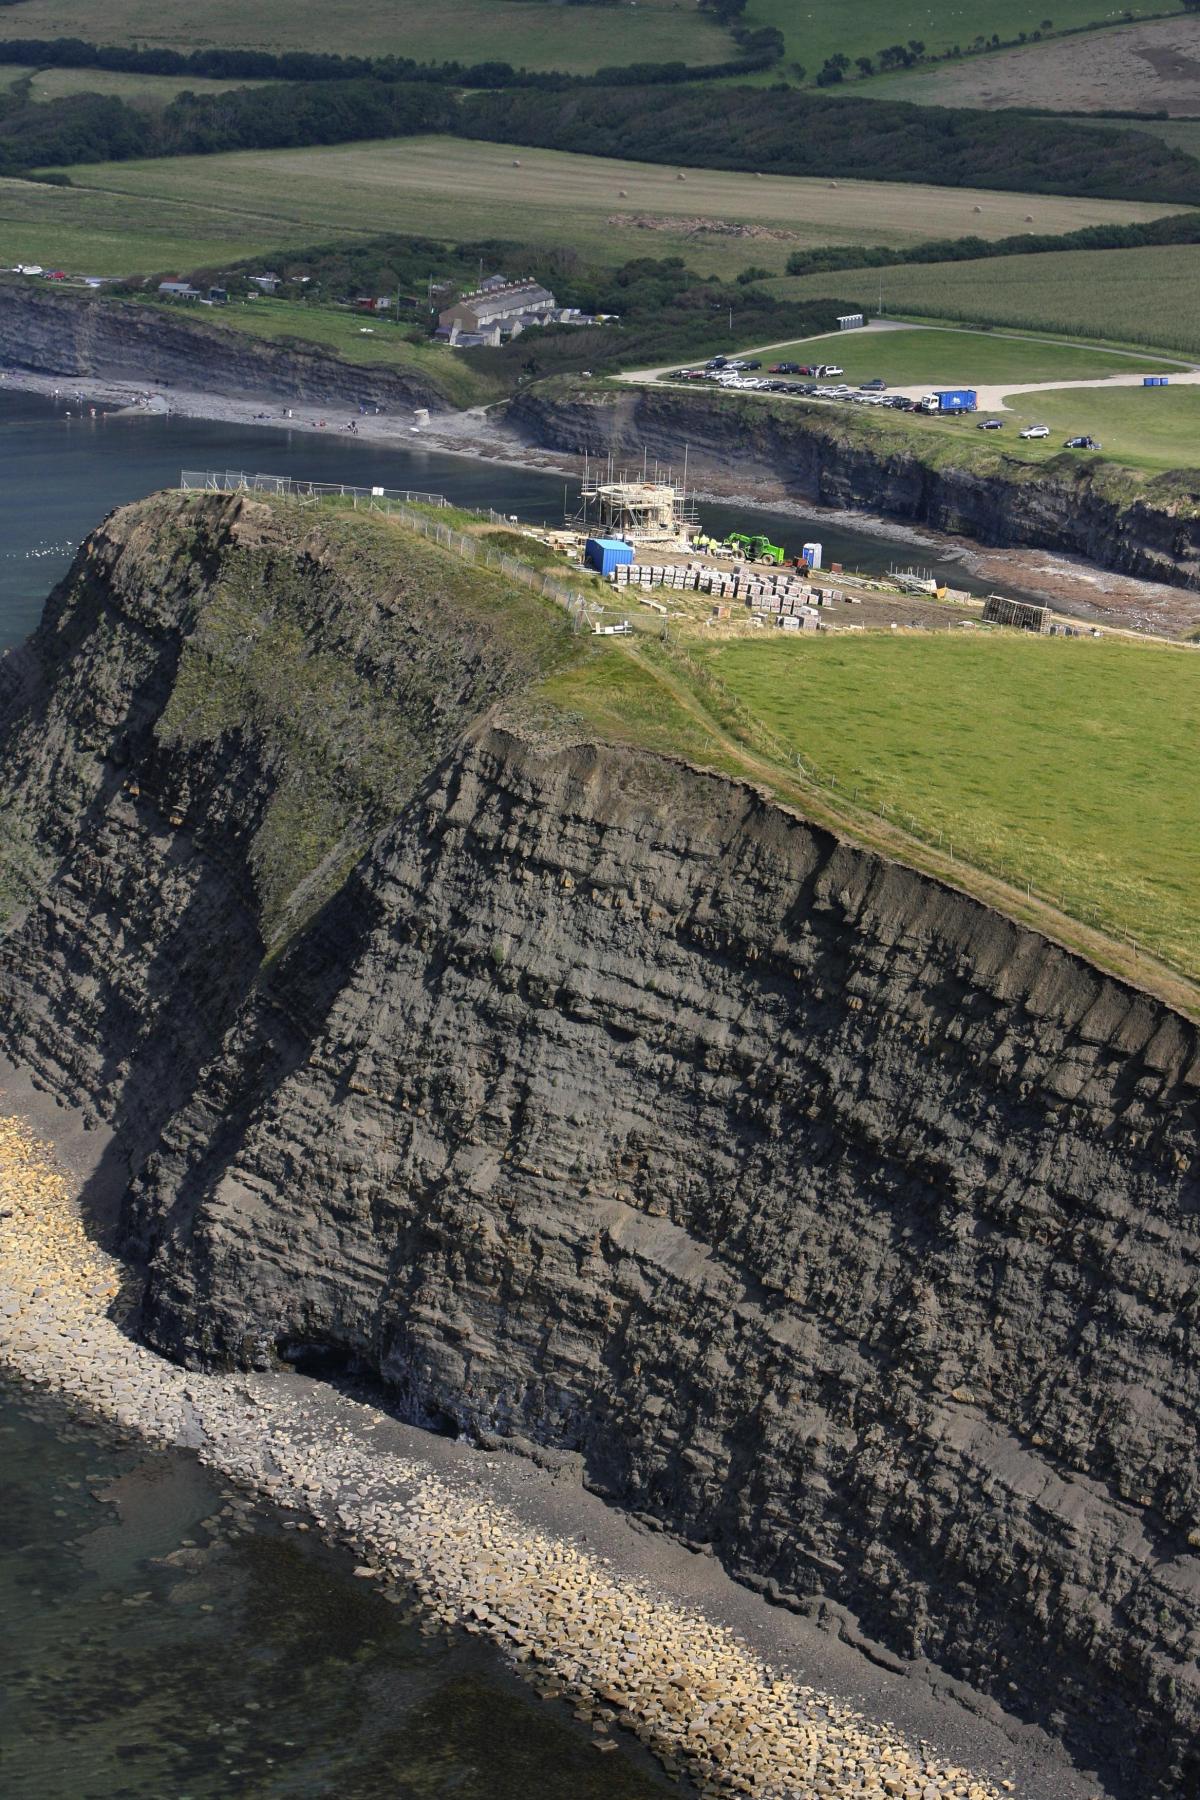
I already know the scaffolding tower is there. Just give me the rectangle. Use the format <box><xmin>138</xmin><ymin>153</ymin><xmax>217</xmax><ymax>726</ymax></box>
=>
<box><xmin>570</xmin><ymin>453</ymin><xmax>699</xmax><ymax>549</ymax></box>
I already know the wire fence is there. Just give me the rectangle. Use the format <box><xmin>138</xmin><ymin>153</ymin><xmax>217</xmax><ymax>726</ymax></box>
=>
<box><xmin>178</xmin><ymin>469</ymin><xmax>1187</xmax><ymax>987</ymax></box>
<box><xmin>180</xmin><ymin>470</ymin><xmax>450</xmax><ymax>507</ymax></box>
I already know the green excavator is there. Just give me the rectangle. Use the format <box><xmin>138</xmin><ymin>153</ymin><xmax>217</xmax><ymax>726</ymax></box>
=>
<box><xmin>724</xmin><ymin>532</ymin><xmax>786</xmax><ymax>565</ymax></box>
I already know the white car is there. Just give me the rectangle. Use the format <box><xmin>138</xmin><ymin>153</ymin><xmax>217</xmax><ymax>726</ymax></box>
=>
<box><xmin>1020</xmin><ymin>424</ymin><xmax>1050</xmax><ymax>440</ymax></box>
<box><xmin>823</xmin><ymin>365</ymin><xmax>844</xmax><ymax>377</ymax></box>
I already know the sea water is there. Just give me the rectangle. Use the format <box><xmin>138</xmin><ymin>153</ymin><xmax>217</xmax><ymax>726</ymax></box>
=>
<box><xmin>0</xmin><ymin>386</ymin><xmax>997</xmax><ymax>652</ymax></box>
<box><xmin>0</xmin><ymin>1373</ymin><xmax>673</xmax><ymax>1799</ymax></box>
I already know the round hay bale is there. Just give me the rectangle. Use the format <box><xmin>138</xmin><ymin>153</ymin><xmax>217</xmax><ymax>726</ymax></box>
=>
<box><xmin>829</xmin><ymin>181</ymin><xmax>838</xmax><ymax>188</ymax></box>
<box><xmin>972</xmin><ymin>204</ymin><xmax>982</xmax><ymax>213</ymax></box>
<box><xmin>618</xmin><ymin>189</ymin><xmax>628</xmax><ymax>197</ymax></box>
<box><xmin>512</xmin><ymin>159</ymin><xmax>521</xmax><ymax>167</ymax></box>
<box><xmin>676</xmin><ymin>172</ymin><xmax>686</xmax><ymax>181</ymax></box>
<box><xmin>1025</xmin><ymin>213</ymin><xmax>1034</xmax><ymax>222</ymax></box>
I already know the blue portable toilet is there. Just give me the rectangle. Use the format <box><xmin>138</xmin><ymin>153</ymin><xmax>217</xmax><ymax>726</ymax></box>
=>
<box><xmin>801</xmin><ymin>541</ymin><xmax>823</xmax><ymax>570</ymax></box>
<box><xmin>585</xmin><ymin>537</ymin><xmax>634</xmax><ymax>576</ymax></box>
<box><xmin>1144</xmin><ymin>375</ymin><xmax>1169</xmax><ymax>387</ymax></box>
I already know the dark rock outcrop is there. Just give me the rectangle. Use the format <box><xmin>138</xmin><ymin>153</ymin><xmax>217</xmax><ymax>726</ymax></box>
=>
<box><xmin>2</xmin><ymin>493</ymin><xmax>1198</xmax><ymax>1799</ymax></box>
<box><xmin>506</xmin><ymin>382</ymin><xmax>1200</xmax><ymax>593</ymax></box>
<box><xmin>0</xmin><ymin>280</ymin><xmax>450</xmax><ymax>412</ymax></box>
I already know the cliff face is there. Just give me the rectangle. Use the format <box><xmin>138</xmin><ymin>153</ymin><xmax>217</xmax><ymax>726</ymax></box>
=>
<box><xmin>506</xmin><ymin>384</ymin><xmax>1200</xmax><ymax>594</ymax></box>
<box><xmin>0</xmin><ymin>281</ymin><xmax>450</xmax><ymax>412</ymax></box>
<box><xmin>2</xmin><ymin>495</ymin><xmax>1199</xmax><ymax>1798</ymax></box>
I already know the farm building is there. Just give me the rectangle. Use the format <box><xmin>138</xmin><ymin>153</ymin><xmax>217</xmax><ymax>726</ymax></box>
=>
<box><xmin>982</xmin><ymin>595</ymin><xmax>1052</xmax><ymax>633</ymax></box>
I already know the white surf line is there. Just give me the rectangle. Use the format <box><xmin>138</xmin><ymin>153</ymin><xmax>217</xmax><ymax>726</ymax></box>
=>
<box><xmin>0</xmin><ymin>1112</ymin><xmax>1011</xmax><ymax>1800</ymax></box>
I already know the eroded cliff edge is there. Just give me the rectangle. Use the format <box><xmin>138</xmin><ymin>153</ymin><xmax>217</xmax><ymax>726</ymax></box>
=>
<box><xmin>1</xmin><ymin>493</ymin><xmax>1198</xmax><ymax>1798</ymax></box>
<box><xmin>505</xmin><ymin>381</ymin><xmax>1200</xmax><ymax>596</ymax></box>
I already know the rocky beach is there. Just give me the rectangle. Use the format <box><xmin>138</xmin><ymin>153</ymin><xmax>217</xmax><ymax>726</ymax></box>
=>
<box><xmin>0</xmin><ymin>1079</ymin><xmax>1091</xmax><ymax>1800</ymax></box>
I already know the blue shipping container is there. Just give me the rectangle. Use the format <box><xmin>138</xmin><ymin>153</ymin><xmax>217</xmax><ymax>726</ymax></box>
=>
<box><xmin>585</xmin><ymin>537</ymin><xmax>634</xmax><ymax>576</ymax></box>
<box><xmin>937</xmin><ymin>388</ymin><xmax>977</xmax><ymax>412</ymax></box>
<box><xmin>1143</xmin><ymin>375</ymin><xmax>1169</xmax><ymax>387</ymax></box>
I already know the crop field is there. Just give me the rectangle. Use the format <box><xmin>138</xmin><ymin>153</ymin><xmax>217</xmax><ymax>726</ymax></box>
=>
<box><xmin>744</xmin><ymin>1</ymin><xmax>1184</xmax><ymax>79</ymax></box>
<box><xmin>0</xmin><ymin>175</ymin><xmax>284</xmax><ymax>276</ymax></box>
<box><xmin>49</xmin><ymin>136</ymin><xmax>1182</xmax><ymax>283</ymax></box>
<box><xmin>0</xmin><ymin>0</ymin><xmax>731</xmax><ymax>74</ymax></box>
<box><xmin>689</xmin><ymin>633</ymin><xmax>1200</xmax><ymax>979</ymax></box>
<box><xmin>852</xmin><ymin>15</ymin><xmax>1200</xmax><ymax>114</ymax></box>
<box><xmin>0</xmin><ymin>66</ymin><xmax>270</xmax><ymax>105</ymax></box>
<box><xmin>768</xmin><ymin>243</ymin><xmax>1200</xmax><ymax>359</ymax></box>
<box><xmin>724</xmin><ymin>326</ymin><xmax>1182</xmax><ymax>386</ymax></box>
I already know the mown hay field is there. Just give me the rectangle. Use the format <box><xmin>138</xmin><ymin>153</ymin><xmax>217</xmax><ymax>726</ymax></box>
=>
<box><xmin>769</xmin><ymin>243</ymin><xmax>1200</xmax><ymax>358</ymax></box>
<box><xmin>691</xmin><ymin>633</ymin><xmax>1200</xmax><ymax>979</ymax></box>
<box><xmin>51</xmin><ymin>136</ymin><xmax>1182</xmax><ymax>282</ymax></box>
<box><xmin>0</xmin><ymin>0</ymin><xmax>732</xmax><ymax>73</ymax></box>
<box><xmin>0</xmin><ymin>174</ymin><xmax>282</xmax><ymax>275</ymax></box>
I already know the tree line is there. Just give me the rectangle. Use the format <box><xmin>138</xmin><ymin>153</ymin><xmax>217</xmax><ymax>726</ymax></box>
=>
<box><xmin>2</xmin><ymin>71</ymin><xmax>1197</xmax><ymax>211</ymax></box>
<box><xmin>784</xmin><ymin>207</ymin><xmax>1200</xmax><ymax>280</ymax></box>
<box><xmin>0</xmin><ymin>32</ymin><xmax>781</xmax><ymax>91</ymax></box>
<box><xmin>456</xmin><ymin>85</ymin><xmax>1200</xmax><ymax>205</ymax></box>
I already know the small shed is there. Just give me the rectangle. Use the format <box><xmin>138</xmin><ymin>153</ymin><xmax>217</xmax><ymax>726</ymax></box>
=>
<box><xmin>585</xmin><ymin>537</ymin><xmax>634</xmax><ymax>577</ymax></box>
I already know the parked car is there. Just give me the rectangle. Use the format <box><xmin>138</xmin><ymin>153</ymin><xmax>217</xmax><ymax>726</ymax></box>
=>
<box><xmin>823</xmin><ymin>365</ymin><xmax>844</xmax><ymax>377</ymax></box>
<box><xmin>860</xmin><ymin>377</ymin><xmax>887</xmax><ymax>391</ymax></box>
<box><xmin>1019</xmin><ymin>424</ymin><xmax>1050</xmax><ymax>440</ymax></box>
<box><xmin>977</xmin><ymin>418</ymin><xmax>1004</xmax><ymax>431</ymax></box>
<box><xmin>769</xmin><ymin>361</ymin><xmax>801</xmax><ymax>374</ymax></box>
<box><xmin>706</xmin><ymin>356</ymin><xmax>727</xmax><ymax>368</ymax></box>
<box><xmin>1064</xmin><ymin>435</ymin><xmax>1101</xmax><ymax>449</ymax></box>
<box><xmin>743</xmin><ymin>360</ymin><xmax>762</xmax><ymax>370</ymax></box>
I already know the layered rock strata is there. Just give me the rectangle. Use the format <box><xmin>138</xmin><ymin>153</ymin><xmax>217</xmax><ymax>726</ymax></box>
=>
<box><xmin>506</xmin><ymin>383</ymin><xmax>1200</xmax><ymax>596</ymax></box>
<box><xmin>0</xmin><ymin>280</ymin><xmax>448</xmax><ymax>413</ymax></box>
<box><xmin>1</xmin><ymin>493</ymin><xmax>1198</xmax><ymax>1799</ymax></box>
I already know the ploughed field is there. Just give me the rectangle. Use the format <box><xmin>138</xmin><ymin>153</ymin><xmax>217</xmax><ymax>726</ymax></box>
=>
<box><xmin>39</xmin><ymin>136</ymin><xmax>1181</xmax><ymax>280</ymax></box>
<box><xmin>856</xmin><ymin>14</ymin><xmax>1200</xmax><ymax>114</ymax></box>
<box><xmin>0</xmin><ymin>0</ymin><xmax>733</xmax><ymax>74</ymax></box>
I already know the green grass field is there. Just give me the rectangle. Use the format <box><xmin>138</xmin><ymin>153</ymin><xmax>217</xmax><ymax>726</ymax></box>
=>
<box><xmin>746</xmin><ymin>0</ymin><xmax>1185</xmax><ymax>77</ymax></box>
<box><xmin>767</xmin><ymin>243</ymin><xmax>1200</xmax><ymax>359</ymax></box>
<box><xmin>1000</xmin><ymin>383</ymin><xmax>1200</xmax><ymax>472</ymax></box>
<box><xmin>0</xmin><ymin>0</ymin><xmax>732</xmax><ymax>74</ymax></box>
<box><xmin>46</xmin><ymin>135</ymin><xmax>1180</xmax><ymax>282</ymax></box>
<box><xmin>0</xmin><ymin>65</ymin><xmax>270</xmax><ymax>105</ymax></box>
<box><xmin>686</xmin><ymin>633</ymin><xmax>1200</xmax><ymax>978</ymax></box>
<box><xmin>726</xmin><ymin>325</ymin><xmax>1184</xmax><ymax>384</ymax></box>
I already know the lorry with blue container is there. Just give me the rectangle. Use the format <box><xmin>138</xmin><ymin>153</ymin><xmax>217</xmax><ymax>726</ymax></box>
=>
<box><xmin>585</xmin><ymin>537</ymin><xmax>634</xmax><ymax>577</ymax></box>
<box><xmin>919</xmin><ymin>389</ymin><xmax>977</xmax><ymax>415</ymax></box>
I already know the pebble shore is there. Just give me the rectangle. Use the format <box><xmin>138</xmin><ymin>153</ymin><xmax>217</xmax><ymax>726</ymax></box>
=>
<box><xmin>0</xmin><ymin>1113</ymin><xmax>1014</xmax><ymax>1800</ymax></box>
